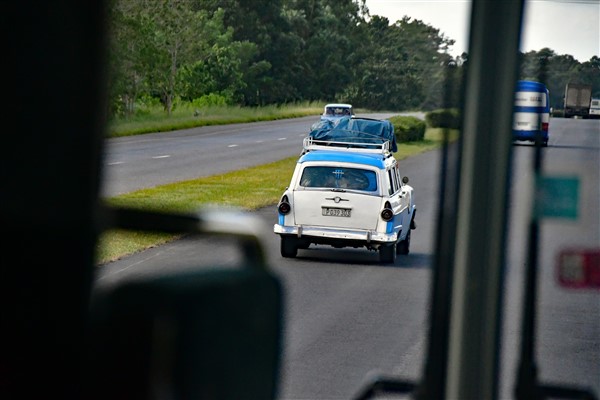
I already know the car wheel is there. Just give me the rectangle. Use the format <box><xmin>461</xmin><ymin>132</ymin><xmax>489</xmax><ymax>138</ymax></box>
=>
<box><xmin>397</xmin><ymin>230</ymin><xmax>411</xmax><ymax>255</ymax></box>
<box><xmin>379</xmin><ymin>243</ymin><xmax>396</xmax><ymax>264</ymax></box>
<box><xmin>281</xmin><ymin>236</ymin><xmax>298</xmax><ymax>258</ymax></box>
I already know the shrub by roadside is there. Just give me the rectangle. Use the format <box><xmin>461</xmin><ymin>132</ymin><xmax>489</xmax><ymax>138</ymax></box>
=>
<box><xmin>425</xmin><ymin>108</ymin><xmax>461</xmax><ymax>129</ymax></box>
<box><xmin>389</xmin><ymin>115</ymin><xmax>426</xmax><ymax>142</ymax></box>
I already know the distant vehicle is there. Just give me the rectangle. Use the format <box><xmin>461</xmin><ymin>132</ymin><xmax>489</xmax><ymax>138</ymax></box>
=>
<box><xmin>563</xmin><ymin>82</ymin><xmax>592</xmax><ymax>118</ymax></box>
<box><xmin>513</xmin><ymin>80</ymin><xmax>550</xmax><ymax>146</ymax></box>
<box><xmin>320</xmin><ymin>103</ymin><xmax>354</xmax><ymax>122</ymax></box>
<box><xmin>274</xmin><ymin>117</ymin><xmax>416</xmax><ymax>264</ymax></box>
<box><xmin>589</xmin><ymin>98</ymin><xmax>600</xmax><ymax>119</ymax></box>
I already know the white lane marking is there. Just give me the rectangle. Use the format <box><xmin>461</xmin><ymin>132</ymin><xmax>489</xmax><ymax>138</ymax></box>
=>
<box><xmin>152</xmin><ymin>155</ymin><xmax>171</xmax><ymax>159</ymax></box>
<box><xmin>228</xmin><ymin>144</ymin><xmax>238</xmax><ymax>148</ymax></box>
<box><xmin>278</xmin><ymin>137</ymin><xmax>287</xmax><ymax>140</ymax></box>
<box><xmin>107</xmin><ymin>161</ymin><xmax>124</xmax><ymax>165</ymax></box>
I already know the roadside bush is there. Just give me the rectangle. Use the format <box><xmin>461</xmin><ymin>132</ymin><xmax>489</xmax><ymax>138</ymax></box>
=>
<box><xmin>192</xmin><ymin>93</ymin><xmax>230</xmax><ymax>108</ymax></box>
<box><xmin>425</xmin><ymin>108</ymin><xmax>461</xmax><ymax>129</ymax></box>
<box><xmin>389</xmin><ymin>115</ymin><xmax>426</xmax><ymax>142</ymax></box>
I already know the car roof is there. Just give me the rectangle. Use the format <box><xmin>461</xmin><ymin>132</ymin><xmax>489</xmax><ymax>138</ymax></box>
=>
<box><xmin>298</xmin><ymin>150</ymin><xmax>391</xmax><ymax>169</ymax></box>
<box><xmin>324</xmin><ymin>103</ymin><xmax>352</xmax><ymax>108</ymax></box>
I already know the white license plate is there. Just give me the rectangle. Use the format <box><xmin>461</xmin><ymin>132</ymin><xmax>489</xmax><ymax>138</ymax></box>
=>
<box><xmin>322</xmin><ymin>207</ymin><xmax>351</xmax><ymax>217</ymax></box>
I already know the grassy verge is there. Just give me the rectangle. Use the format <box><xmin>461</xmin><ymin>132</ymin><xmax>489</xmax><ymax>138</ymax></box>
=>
<box><xmin>96</xmin><ymin>127</ymin><xmax>454</xmax><ymax>265</ymax></box>
<box><xmin>108</xmin><ymin>101</ymin><xmax>326</xmax><ymax>137</ymax></box>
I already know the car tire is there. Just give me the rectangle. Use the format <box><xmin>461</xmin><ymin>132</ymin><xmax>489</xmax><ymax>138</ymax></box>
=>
<box><xmin>379</xmin><ymin>243</ymin><xmax>396</xmax><ymax>264</ymax></box>
<box><xmin>281</xmin><ymin>236</ymin><xmax>298</xmax><ymax>258</ymax></box>
<box><xmin>397</xmin><ymin>230</ymin><xmax>411</xmax><ymax>255</ymax></box>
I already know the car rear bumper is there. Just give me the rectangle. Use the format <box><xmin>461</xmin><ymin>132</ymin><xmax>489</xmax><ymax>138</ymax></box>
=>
<box><xmin>273</xmin><ymin>224</ymin><xmax>397</xmax><ymax>243</ymax></box>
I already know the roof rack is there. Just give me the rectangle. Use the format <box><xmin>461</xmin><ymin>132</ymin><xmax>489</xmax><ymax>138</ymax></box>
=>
<box><xmin>303</xmin><ymin>136</ymin><xmax>392</xmax><ymax>155</ymax></box>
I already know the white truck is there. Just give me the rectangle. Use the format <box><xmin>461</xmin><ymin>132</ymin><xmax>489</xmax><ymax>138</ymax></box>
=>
<box><xmin>563</xmin><ymin>82</ymin><xmax>592</xmax><ymax>118</ymax></box>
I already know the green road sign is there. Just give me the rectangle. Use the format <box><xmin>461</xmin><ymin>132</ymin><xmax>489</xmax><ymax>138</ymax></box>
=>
<box><xmin>536</xmin><ymin>175</ymin><xmax>579</xmax><ymax>219</ymax></box>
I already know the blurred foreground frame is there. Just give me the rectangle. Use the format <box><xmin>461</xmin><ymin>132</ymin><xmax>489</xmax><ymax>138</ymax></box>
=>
<box><xmin>85</xmin><ymin>205</ymin><xmax>284</xmax><ymax>400</ymax></box>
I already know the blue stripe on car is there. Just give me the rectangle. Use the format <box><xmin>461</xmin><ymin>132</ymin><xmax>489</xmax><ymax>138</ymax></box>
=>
<box><xmin>300</xmin><ymin>151</ymin><xmax>386</xmax><ymax>168</ymax></box>
<box><xmin>387</xmin><ymin>214</ymin><xmax>402</xmax><ymax>234</ymax></box>
<box><xmin>386</xmin><ymin>220</ymin><xmax>393</xmax><ymax>233</ymax></box>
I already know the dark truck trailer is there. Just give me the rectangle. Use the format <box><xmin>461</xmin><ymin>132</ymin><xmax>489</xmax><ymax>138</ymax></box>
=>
<box><xmin>564</xmin><ymin>82</ymin><xmax>593</xmax><ymax>118</ymax></box>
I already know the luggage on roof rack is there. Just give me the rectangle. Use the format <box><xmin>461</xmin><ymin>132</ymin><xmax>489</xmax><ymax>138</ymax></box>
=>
<box><xmin>308</xmin><ymin>117</ymin><xmax>398</xmax><ymax>152</ymax></box>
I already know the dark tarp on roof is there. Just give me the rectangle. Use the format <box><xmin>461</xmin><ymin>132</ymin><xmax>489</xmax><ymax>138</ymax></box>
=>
<box><xmin>308</xmin><ymin>117</ymin><xmax>397</xmax><ymax>152</ymax></box>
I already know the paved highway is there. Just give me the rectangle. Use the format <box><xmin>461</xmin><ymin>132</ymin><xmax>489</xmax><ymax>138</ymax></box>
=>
<box><xmin>101</xmin><ymin>112</ymin><xmax>414</xmax><ymax>197</ymax></box>
<box><xmin>96</xmin><ymin>117</ymin><xmax>599</xmax><ymax>399</ymax></box>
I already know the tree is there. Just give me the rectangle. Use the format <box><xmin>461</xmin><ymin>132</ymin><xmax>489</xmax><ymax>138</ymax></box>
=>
<box><xmin>519</xmin><ymin>49</ymin><xmax>598</xmax><ymax>109</ymax></box>
<box><xmin>282</xmin><ymin>0</ymin><xmax>367</xmax><ymax>102</ymax></box>
<box><xmin>109</xmin><ymin>1</ymin><xmax>247</xmax><ymax>114</ymax></box>
<box><xmin>107</xmin><ymin>1</ymin><xmax>155</xmax><ymax>117</ymax></box>
<box><xmin>176</xmin><ymin>9</ymin><xmax>255</xmax><ymax>104</ymax></box>
<box><xmin>198</xmin><ymin>0</ymin><xmax>293</xmax><ymax>105</ymax></box>
<box><xmin>344</xmin><ymin>15</ymin><xmax>456</xmax><ymax>110</ymax></box>
<box><xmin>139</xmin><ymin>1</ymin><xmax>219</xmax><ymax>115</ymax></box>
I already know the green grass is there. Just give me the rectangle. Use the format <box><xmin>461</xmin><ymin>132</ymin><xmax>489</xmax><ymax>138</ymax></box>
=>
<box><xmin>107</xmin><ymin>101</ymin><xmax>326</xmax><ymax>137</ymax></box>
<box><xmin>97</xmin><ymin>157</ymin><xmax>298</xmax><ymax>264</ymax></box>
<box><xmin>97</xmin><ymin>114</ymin><xmax>457</xmax><ymax>265</ymax></box>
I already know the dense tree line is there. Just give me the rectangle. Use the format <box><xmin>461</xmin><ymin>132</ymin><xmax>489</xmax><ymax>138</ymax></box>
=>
<box><xmin>106</xmin><ymin>0</ymin><xmax>599</xmax><ymax>118</ymax></box>
<box><xmin>519</xmin><ymin>49</ymin><xmax>600</xmax><ymax>110</ymax></box>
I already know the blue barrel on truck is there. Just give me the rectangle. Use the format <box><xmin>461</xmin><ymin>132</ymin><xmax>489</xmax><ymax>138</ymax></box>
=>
<box><xmin>513</xmin><ymin>80</ymin><xmax>550</xmax><ymax>147</ymax></box>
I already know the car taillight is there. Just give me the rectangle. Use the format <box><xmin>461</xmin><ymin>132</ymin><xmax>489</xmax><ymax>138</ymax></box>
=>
<box><xmin>380</xmin><ymin>201</ymin><xmax>393</xmax><ymax>221</ymax></box>
<box><xmin>542</xmin><ymin>122</ymin><xmax>549</xmax><ymax>132</ymax></box>
<box><xmin>278</xmin><ymin>195</ymin><xmax>291</xmax><ymax>215</ymax></box>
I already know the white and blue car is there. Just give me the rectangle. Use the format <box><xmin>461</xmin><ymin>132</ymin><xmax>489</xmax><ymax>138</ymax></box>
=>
<box><xmin>274</xmin><ymin>117</ymin><xmax>416</xmax><ymax>263</ymax></box>
<box><xmin>320</xmin><ymin>103</ymin><xmax>354</xmax><ymax>122</ymax></box>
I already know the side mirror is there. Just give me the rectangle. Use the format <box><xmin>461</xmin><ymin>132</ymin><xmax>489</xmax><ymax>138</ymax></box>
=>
<box><xmin>402</xmin><ymin>176</ymin><xmax>409</xmax><ymax>184</ymax></box>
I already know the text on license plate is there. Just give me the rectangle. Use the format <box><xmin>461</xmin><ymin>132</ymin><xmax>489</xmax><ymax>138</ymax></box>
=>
<box><xmin>322</xmin><ymin>207</ymin><xmax>351</xmax><ymax>217</ymax></box>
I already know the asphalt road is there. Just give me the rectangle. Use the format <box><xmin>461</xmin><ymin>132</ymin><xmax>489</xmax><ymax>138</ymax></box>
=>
<box><xmin>101</xmin><ymin>112</ymin><xmax>416</xmax><ymax>197</ymax></box>
<box><xmin>95</xmin><ymin>117</ymin><xmax>599</xmax><ymax>399</ymax></box>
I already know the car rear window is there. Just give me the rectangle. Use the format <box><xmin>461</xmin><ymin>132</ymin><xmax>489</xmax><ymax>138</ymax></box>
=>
<box><xmin>299</xmin><ymin>166</ymin><xmax>377</xmax><ymax>191</ymax></box>
<box><xmin>325</xmin><ymin>106</ymin><xmax>352</xmax><ymax>116</ymax></box>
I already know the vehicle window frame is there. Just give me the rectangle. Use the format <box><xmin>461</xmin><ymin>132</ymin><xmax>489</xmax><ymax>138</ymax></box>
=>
<box><xmin>387</xmin><ymin>168</ymin><xmax>396</xmax><ymax>195</ymax></box>
<box><xmin>298</xmin><ymin>165</ymin><xmax>378</xmax><ymax>192</ymax></box>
